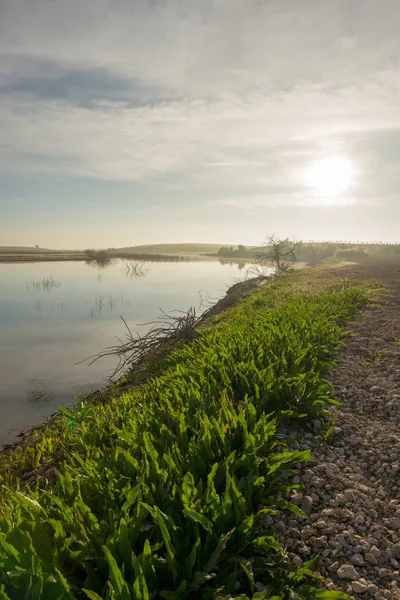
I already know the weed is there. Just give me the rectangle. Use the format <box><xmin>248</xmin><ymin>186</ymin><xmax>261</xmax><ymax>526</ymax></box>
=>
<box><xmin>0</xmin><ymin>271</ymin><xmax>370</xmax><ymax>599</ymax></box>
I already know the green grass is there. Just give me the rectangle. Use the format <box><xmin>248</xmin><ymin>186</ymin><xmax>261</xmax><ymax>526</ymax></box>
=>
<box><xmin>0</xmin><ymin>269</ymin><xmax>379</xmax><ymax>599</ymax></box>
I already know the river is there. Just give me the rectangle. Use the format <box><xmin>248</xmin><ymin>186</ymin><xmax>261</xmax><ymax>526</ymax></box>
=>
<box><xmin>0</xmin><ymin>258</ymin><xmax>258</xmax><ymax>446</ymax></box>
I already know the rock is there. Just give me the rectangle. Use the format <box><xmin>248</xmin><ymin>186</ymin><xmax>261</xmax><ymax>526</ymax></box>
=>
<box><xmin>369</xmin><ymin>545</ymin><xmax>380</xmax><ymax>558</ymax></box>
<box><xmin>390</xmin><ymin>517</ymin><xmax>400</xmax><ymax>530</ymax></box>
<box><xmin>301</xmin><ymin>495</ymin><xmax>313</xmax><ymax>514</ymax></box>
<box><xmin>311</xmin><ymin>477</ymin><xmax>325</xmax><ymax>489</ymax></box>
<box><xmin>337</xmin><ymin>564</ymin><xmax>360</xmax><ymax>580</ymax></box>
<box><xmin>367</xmin><ymin>583</ymin><xmax>378</xmax><ymax>595</ymax></box>
<box><xmin>393</xmin><ymin>543</ymin><xmax>400</xmax><ymax>559</ymax></box>
<box><xmin>345</xmin><ymin>489</ymin><xmax>355</xmax><ymax>502</ymax></box>
<box><xmin>314</xmin><ymin>536</ymin><xmax>327</xmax><ymax>549</ymax></box>
<box><xmin>291</xmin><ymin>493</ymin><xmax>303</xmax><ymax>507</ymax></box>
<box><xmin>355</xmin><ymin>515</ymin><xmax>365</xmax><ymax>525</ymax></box>
<box><xmin>334</xmin><ymin>493</ymin><xmax>346</xmax><ymax>506</ymax></box>
<box><xmin>377</xmin><ymin>568</ymin><xmax>388</xmax><ymax>579</ymax></box>
<box><xmin>314</xmin><ymin>419</ymin><xmax>322</xmax><ymax>431</ymax></box>
<box><xmin>328</xmin><ymin>561</ymin><xmax>340</xmax><ymax>573</ymax></box>
<box><xmin>275</xmin><ymin>520</ymin><xmax>285</xmax><ymax>534</ymax></box>
<box><xmin>365</xmin><ymin>552</ymin><xmax>378</xmax><ymax>565</ymax></box>
<box><xmin>351</xmin><ymin>579</ymin><xmax>369</xmax><ymax>594</ymax></box>
<box><xmin>361</xmin><ymin>541</ymin><xmax>371</xmax><ymax>553</ymax></box>
<box><xmin>350</xmin><ymin>554</ymin><xmax>365</xmax><ymax>566</ymax></box>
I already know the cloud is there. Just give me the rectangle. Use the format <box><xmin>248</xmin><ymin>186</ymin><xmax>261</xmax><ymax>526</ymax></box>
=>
<box><xmin>1</xmin><ymin>0</ymin><xmax>400</xmax><ymax>244</ymax></box>
<box><xmin>1</xmin><ymin>76</ymin><xmax>400</xmax><ymax>192</ymax></box>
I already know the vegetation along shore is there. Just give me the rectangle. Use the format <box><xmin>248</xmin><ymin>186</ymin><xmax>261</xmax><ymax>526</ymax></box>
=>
<box><xmin>0</xmin><ymin>263</ymin><xmax>398</xmax><ymax>599</ymax></box>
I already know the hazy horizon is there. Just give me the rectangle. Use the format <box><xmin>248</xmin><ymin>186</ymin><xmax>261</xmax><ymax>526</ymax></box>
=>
<box><xmin>1</xmin><ymin>0</ymin><xmax>399</xmax><ymax>247</ymax></box>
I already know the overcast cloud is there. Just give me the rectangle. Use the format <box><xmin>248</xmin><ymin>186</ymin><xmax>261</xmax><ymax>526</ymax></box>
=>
<box><xmin>1</xmin><ymin>0</ymin><xmax>399</xmax><ymax>246</ymax></box>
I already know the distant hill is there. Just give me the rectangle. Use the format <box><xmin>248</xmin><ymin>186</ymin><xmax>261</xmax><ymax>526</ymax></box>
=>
<box><xmin>109</xmin><ymin>243</ymin><xmax>227</xmax><ymax>255</ymax></box>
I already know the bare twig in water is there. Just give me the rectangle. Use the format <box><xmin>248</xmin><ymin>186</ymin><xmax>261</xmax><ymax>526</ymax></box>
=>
<box><xmin>27</xmin><ymin>381</ymin><xmax>55</xmax><ymax>403</ymax></box>
<box><xmin>80</xmin><ymin>306</ymin><xmax>209</xmax><ymax>379</ymax></box>
<box><xmin>125</xmin><ymin>260</ymin><xmax>150</xmax><ymax>278</ymax></box>
<box><xmin>198</xmin><ymin>290</ymin><xmax>220</xmax><ymax>311</ymax></box>
<box><xmin>81</xmin><ymin>273</ymin><xmax>270</xmax><ymax>380</ymax></box>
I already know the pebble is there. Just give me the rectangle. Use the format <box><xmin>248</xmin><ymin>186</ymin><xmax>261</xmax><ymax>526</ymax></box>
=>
<box><xmin>350</xmin><ymin>554</ymin><xmax>365</xmax><ymax>566</ymax></box>
<box><xmin>301</xmin><ymin>495</ymin><xmax>313</xmax><ymax>514</ymax></box>
<box><xmin>337</xmin><ymin>564</ymin><xmax>359</xmax><ymax>580</ymax></box>
<box><xmin>351</xmin><ymin>579</ymin><xmax>368</xmax><ymax>594</ymax></box>
<box><xmin>365</xmin><ymin>552</ymin><xmax>378</xmax><ymax>565</ymax></box>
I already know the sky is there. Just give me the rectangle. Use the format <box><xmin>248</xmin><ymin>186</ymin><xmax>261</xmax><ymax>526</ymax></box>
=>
<box><xmin>0</xmin><ymin>0</ymin><xmax>399</xmax><ymax>248</ymax></box>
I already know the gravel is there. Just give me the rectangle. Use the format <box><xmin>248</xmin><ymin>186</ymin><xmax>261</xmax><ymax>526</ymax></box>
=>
<box><xmin>272</xmin><ymin>265</ymin><xmax>400</xmax><ymax>600</ymax></box>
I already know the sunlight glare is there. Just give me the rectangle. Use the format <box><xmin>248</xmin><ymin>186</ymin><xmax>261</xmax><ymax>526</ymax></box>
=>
<box><xmin>304</xmin><ymin>156</ymin><xmax>357</xmax><ymax>198</ymax></box>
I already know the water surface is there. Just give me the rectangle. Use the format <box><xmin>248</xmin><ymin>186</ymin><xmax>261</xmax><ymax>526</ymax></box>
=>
<box><xmin>0</xmin><ymin>259</ymin><xmax>250</xmax><ymax>445</ymax></box>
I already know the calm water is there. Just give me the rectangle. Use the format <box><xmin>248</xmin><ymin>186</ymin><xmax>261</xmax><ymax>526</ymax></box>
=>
<box><xmin>0</xmin><ymin>259</ymin><xmax>250</xmax><ymax>446</ymax></box>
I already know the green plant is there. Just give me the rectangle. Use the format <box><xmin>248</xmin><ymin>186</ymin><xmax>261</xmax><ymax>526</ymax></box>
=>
<box><xmin>0</xmin><ymin>276</ymin><xmax>366</xmax><ymax>599</ymax></box>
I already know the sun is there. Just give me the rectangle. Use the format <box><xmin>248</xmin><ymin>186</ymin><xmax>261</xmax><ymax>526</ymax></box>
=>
<box><xmin>304</xmin><ymin>156</ymin><xmax>357</xmax><ymax>199</ymax></box>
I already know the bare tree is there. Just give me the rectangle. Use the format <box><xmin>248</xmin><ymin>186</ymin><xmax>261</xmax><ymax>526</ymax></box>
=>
<box><xmin>257</xmin><ymin>234</ymin><xmax>300</xmax><ymax>274</ymax></box>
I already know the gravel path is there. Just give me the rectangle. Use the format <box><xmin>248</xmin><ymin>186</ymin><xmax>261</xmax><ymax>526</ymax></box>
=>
<box><xmin>274</xmin><ymin>265</ymin><xmax>400</xmax><ymax>599</ymax></box>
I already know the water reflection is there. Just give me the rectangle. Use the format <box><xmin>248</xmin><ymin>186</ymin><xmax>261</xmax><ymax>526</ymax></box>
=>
<box><xmin>217</xmin><ymin>258</ymin><xmax>248</xmax><ymax>270</ymax></box>
<box><xmin>125</xmin><ymin>260</ymin><xmax>150</xmax><ymax>278</ymax></box>
<box><xmin>26</xmin><ymin>276</ymin><xmax>62</xmax><ymax>292</ymax></box>
<box><xmin>85</xmin><ymin>258</ymin><xmax>117</xmax><ymax>269</ymax></box>
<box><xmin>27</xmin><ymin>380</ymin><xmax>55</xmax><ymax>403</ymax></box>
<box><xmin>89</xmin><ymin>292</ymin><xmax>130</xmax><ymax>318</ymax></box>
<box><xmin>0</xmin><ymin>258</ymin><xmax>262</xmax><ymax>446</ymax></box>
<box><xmin>35</xmin><ymin>300</ymin><xmax>66</xmax><ymax>313</ymax></box>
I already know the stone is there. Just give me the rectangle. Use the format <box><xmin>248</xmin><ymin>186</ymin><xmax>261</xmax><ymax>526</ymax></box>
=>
<box><xmin>370</xmin><ymin>385</ymin><xmax>382</xmax><ymax>393</ymax></box>
<box><xmin>350</xmin><ymin>554</ymin><xmax>365</xmax><ymax>566</ymax></box>
<box><xmin>328</xmin><ymin>561</ymin><xmax>340</xmax><ymax>573</ymax></box>
<box><xmin>351</xmin><ymin>580</ymin><xmax>368</xmax><ymax>594</ymax></box>
<box><xmin>275</xmin><ymin>520</ymin><xmax>285</xmax><ymax>534</ymax></box>
<box><xmin>369</xmin><ymin>545</ymin><xmax>380</xmax><ymax>558</ymax></box>
<box><xmin>390</xmin><ymin>518</ymin><xmax>400</xmax><ymax>530</ymax></box>
<box><xmin>367</xmin><ymin>584</ymin><xmax>378</xmax><ymax>595</ymax></box>
<box><xmin>311</xmin><ymin>477</ymin><xmax>325</xmax><ymax>489</ymax></box>
<box><xmin>292</xmin><ymin>555</ymin><xmax>302</xmax><ymax>566</ymax></box>
<box><xmin>291</xmin><ymin>493</ymin><xmax>303</xmax><ymax>507</ymax></box>
<box><xmin>335</xmin><ymin>493</ymin><xmax>346</xmax><ymax>506</ymax></box>
<box><xmin>365</xmin><ymin>552</ymin><xmax>378</xmax><ymax>565</ymax></box>
<box><xmin>355</xmin><ymin>515</ymin><xmax>365</xmax><ymax>525</ymax></box>
<box><xmin>301</xmin><ymin>495</ymin><xmax>313</xmax><ymax>514</ymax></box>
<box><xmin>337</xmin><ymin>564</ymin><xmax>360</xmax><ymax>580</ymax></box>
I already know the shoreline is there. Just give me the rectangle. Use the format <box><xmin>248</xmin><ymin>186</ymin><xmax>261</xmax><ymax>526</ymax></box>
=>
<box><xmin>0</xmin><ymin>262</ymin><xmax>394</xmax><ymax>598</ymax></box>
<box><xmin>0</xmin><ymin>273</ymin><xmax>273</xmax><ymax>457</ymax></box>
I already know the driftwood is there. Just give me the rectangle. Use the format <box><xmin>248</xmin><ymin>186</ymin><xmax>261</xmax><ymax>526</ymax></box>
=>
<box><xmin>82</xmin><ymin>307</ymin><xmax>205</xmax><ymax>379</ymax></box>
<box><xmin>82</xmin><ymin>275</ymin><xmax>273</xmax><ymax>380</ymax></box>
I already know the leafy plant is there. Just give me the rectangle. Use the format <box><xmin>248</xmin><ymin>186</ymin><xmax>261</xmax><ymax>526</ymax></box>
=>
<box><xmin>0</xmin><ymin>274</ymin><xmax>365</xmax><ymax>599</ymax></box>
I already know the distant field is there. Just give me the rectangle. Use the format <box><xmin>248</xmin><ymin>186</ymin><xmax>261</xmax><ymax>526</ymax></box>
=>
<box><xmin>0</xmin><ymin>250</ymin><xmax>87</xmax><ymax>263</ymax></box>
<box><xmin>0</xmin><ymin>244</ymin><xmax>231</xmax><ymax>263</ymax></box>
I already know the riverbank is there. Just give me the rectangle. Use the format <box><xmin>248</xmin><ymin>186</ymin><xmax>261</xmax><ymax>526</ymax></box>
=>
<box><xmin>0</xmin><ymin>251</ymin><xmax>233</xmax><ymax>264</ymax></box>
<box><xmin>0</xmin><ymin>264</ymin><xmax>390</xmax><ymax>598</ymax></box>
<box><xmin>0</xmin><ymin>252</ymin><xmax>88</xmax><ymax>262</ymax></box>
